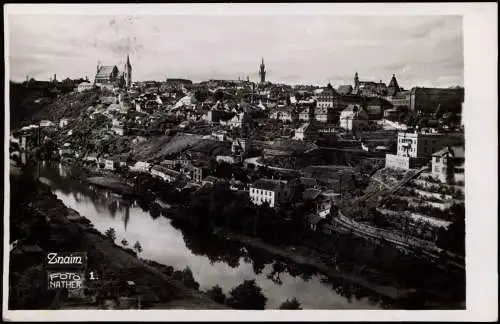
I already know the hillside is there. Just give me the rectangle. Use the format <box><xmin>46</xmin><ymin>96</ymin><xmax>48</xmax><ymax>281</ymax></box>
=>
<box><xmin>30</xmin><ymin>89</ymin><xmax>101</xmax><ymax>122</ymax></box>
<box><xmin>131</xmin><ymin>133</ymin><xmax>204</xmax><ymax>161</ymax></box>
<box><xmin>9</xmin><ymin>82</ymin><xmax>100</xmax><ymax>129</ymax></box>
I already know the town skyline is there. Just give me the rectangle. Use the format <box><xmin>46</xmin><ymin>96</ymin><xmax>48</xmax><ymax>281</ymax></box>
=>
<box><xmin>8</xmin><ymin>15</ymin><xmax>463</xmax><ymax>87</ymax></box>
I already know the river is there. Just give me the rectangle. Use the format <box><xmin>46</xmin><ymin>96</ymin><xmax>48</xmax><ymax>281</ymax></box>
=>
<box><xmin>34</xmin><ymin>162</ymin><xmax>383</xmax><ymax>309</ymax></box>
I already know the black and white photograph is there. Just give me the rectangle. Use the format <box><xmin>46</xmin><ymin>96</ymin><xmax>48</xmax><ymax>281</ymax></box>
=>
<box><xmin>3</xmin><ymin>3</ymin><xmax>497</xmax><ymax>322</ymax></box>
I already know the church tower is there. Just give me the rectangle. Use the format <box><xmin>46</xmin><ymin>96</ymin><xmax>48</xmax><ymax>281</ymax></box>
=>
<box><xmin>259</xmin><ymin>57</ymin><xmax>266</xmax><ymax>84</ymax></box>
<box><xmin>387</xmin><ymin>73</ymin><xmax>400</xmax><ymax>96</ymax></box>
<box><xmin>124</xmin><ymin>54</ymin><xmax>132</xmax><ymax>88</ymax></box>
<box><xmin>354</xmin><ymin>72</ymin><xmax>360</xmax><ymax>91</ymax></box>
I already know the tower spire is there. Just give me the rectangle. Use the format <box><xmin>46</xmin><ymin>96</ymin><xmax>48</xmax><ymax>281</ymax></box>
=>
<box><xmin>124</xmin><ymin>53</ymin><xmax>132</xmax><ymax>88</ymax></box>
<box><xmin>259</xmin><ymin>57</ymin><xmax>266</xmax><ymax>84</ymax></box>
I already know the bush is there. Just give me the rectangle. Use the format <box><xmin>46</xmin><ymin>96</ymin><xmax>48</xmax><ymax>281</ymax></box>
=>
<box><xmin>226</xmin><ymin>279</ymin><xmax>267</xmax><ymax>310</ymax></box>
<box><xmin>172</xmin><ymin>267</ymin><xmax>200</xmax><ymax>290</ymax></box>
<box><xmin>104</xmin><ymin>227</ymin><xmax>116</xmax><ymax>242</ymax></box>
<box><xmin>279</xmin><ymin>297</ymin><xmax>302</xmax><ymax>310</ymax></box>
<box><xmin>205</xmin><ymin>285</ymin><xmax>226</xmax><ymax>305</ymax></box>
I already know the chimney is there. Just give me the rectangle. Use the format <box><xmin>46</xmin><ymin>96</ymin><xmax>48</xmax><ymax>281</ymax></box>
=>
<box><xmin>97</xmin><ymin>64</ymin><xmax>100</xmax><ymax>73</ymax></box>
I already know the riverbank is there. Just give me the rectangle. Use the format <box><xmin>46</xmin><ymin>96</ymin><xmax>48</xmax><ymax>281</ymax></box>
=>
<box><xmin>49</xmin><ymin>160</ymin><xmax>465</xmax><ymax>308</ymax></box>
<box><xmin>9</xmin><ymin>170</ymin><xmax>226</xmax><ymax>310</ymax></box>
<box><xmin>213</xmin><ymin>228</ymin><xmax>414</xmax><ymax>301</ymax></box>
<box><xmin>86</xmin><ymin>176</ymin><xmax>134</xmax><ymax>195</ymax></box>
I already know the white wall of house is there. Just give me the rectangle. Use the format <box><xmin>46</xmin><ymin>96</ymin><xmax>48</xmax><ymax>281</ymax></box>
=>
<box><xmin>249</xmin><ymin>187</ymin><xmax>277</xmax><ymax>208</ymax></box>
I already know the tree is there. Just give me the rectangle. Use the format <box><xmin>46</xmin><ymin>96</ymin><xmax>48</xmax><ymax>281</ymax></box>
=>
<box><xmin>225</xmin><ymin>279</ymin><xmax>267</xmax><ymax>310</ymax></box>
<box><xmin>205</xmin><ymin>285</ymin><xmax>226</xmax><ymax>304</ymax></box>
<box><xmin>279</xmin><ymin>297</ymin><xmax>302</xmax><ymax>310</ymax></box>
<box><xmin>194</xmin><ymin>89</ymin><xmax>209</xmax><ymax>102</ymax></box>
<box><xmin>434</xmin><ymin>104</ymin><xmax>444</xmax><ymax>119</ymax></box>
<box><xmin>121</xmin><ymin>239</ymin><xmax>128</xmax><ymax>246</ymax></box>
<box><xmin>105</xmin><ymin>227</ymin><xmax>116</xmax><ymax>242</ymax></box>
<box><xmin>133</xmin><ymin>241</ymin><xmax>143</xmax><ymax>253</ymax></box>
<box><xmin>172</xmin><ymin>267</ymin><xmax>200</xmax><ymax>290</ymax></box>
<box><xmin>214</xmin><ymin>90</ymin><xmax>224</xmax><ymax>101</ymax></box>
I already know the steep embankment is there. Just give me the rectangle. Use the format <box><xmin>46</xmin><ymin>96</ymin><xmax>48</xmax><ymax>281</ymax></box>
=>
<box><xmin>8</xmin><ymin>170</ymin><xmax>225</xmax><ymax>309</ymax></box>
<box><xmin>30</xmin><ymin>90</ymin><xmax>100</xmax><ymax>122</ymax></box>
<box><xmin>130</xmin><ymin>133</ymin><xmax>204</xmax><ymax>161</ymax></box>
<box><xmin>9</xmin><ymin>82</ymin><xmax>101</xmax><ymax>129</ymax></box>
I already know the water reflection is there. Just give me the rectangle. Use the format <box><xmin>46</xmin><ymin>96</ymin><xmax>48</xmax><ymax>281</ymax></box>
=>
<box><xmin>31</xmin><ymin>162</ymin><xmax>384</xmax><ymax>309</ymax></box>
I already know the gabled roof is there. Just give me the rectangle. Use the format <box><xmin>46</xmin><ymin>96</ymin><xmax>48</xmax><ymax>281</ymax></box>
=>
<box><xmin>251</xmin><ymin>179</ymin><xmax>283</xmax><ymax>191</ymax></box>
<box><xmin>202</xmin><ymin>175</ymin><xmax>220</xmax><ymax>183</ymax></box>
<box><xmin>388</xmin><ymin>74</ymin><xmax>400</xmax><ymax>89</ymax></box>
<box><xmin>96</xmin><ymin>66</ymin><xmax>118</xmax><ymax>78</ymax></box>
<box><xmin>299</xmin><ymin>177</ymin><xmax>318</xmax><ymax>187</ymax></box>
<box><xmin>296</xmin><ymin>123</ymin><xmax>310</xmax><ymax>132</ymax></box>
<box><xmin>337</xmin><ymin>85</ymin><xmax>353</xmax><ymax>95</ymax></box>
<box><xmin>151</xmin><ymin>165</ymin><xmax>180</xmax><ymax>176</ymax></box>
<box><xmin>342</xmin><ymin>104</ymin><xmax>362</xmax><ymax>113</ymax></box>
<box><xmin>432</xmin><ymin>146</ymin><xmax>465</xmax><ymax>159</ymax></box>
<box><xmin>303</xmin><ymin>188</ymin><xmax>322</xmax><ymax>200</ymax></box>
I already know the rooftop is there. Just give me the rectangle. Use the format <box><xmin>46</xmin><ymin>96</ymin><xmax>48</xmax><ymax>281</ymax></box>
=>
<box><xmin>96</xmin><ymin>66</ymin><xmax>117</xmax><ymax>78</ymax></box>
<box><xmin>202</xmin><ymin>175</ymin><xmax>221</xmax><ymax>183</ymax></box>
<box><xmin>151</xmin><ymin>165</ymin><xmax>180</xmax><ymax>176</ymax></box>
<box><xmin>305</xmin><ymin>213</ymin><xmax>323</xmax><ymax>225</ymax></box>
<box><xmin>299</xmin><ymin>177</ymin><xmax>318</xmax><ymax>187</ymax></box>
<box><xmin>303</xmin><ymin>188</ymin><xmax>322</xmax><ymax>200</ymax></box>
<box><xmin>432</xmin><ymin>145</ymin><xmax>465</xmax><ymax>159</ymax></box>
<box><xmin>251</xmin><ymin>179</ymin><xmax>285</xmax><ymax>191</ymax></box>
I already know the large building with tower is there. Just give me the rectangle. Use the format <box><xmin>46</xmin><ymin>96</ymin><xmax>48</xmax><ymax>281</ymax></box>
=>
<box><xmin>259</xmin><ymin>58</ymin><xmax>266</xmax><ymax>83</ymax></box>
<box><xmin>94</xmin><ymin>54</ymin><xmax>132</xmax><ymax>89</ymax></box>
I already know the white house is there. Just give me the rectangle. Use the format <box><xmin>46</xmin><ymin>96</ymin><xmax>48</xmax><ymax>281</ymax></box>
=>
<box><xmin>104</xmin><ymin>159</ymin><xmax>116</xmax><ymax>171</ymax></box>
<box><xmin>396</xmin><ymin>131</ymin><xmax>451</xmax><ymax>159</ymax></box>
<box><xmin>298</xmin><ymin>108</ymin><xmax>311</xmax><ymax>122</ymax></box>
<box><xmin>129</xmin><ymin>161</ymin><xmax>151</xmax><ymax>173</ymax></box>
<box><xmin>59</xmin><ymin>118</ymin><xmax>72</xmax><ymax>128</ymax></box>
<box><xmin>211</xmin><ymin>131</ymin><xmax>227</xmax><ymax>141</ymax></box>
<box><xmin>227</xmin><ymin>112</ymin><xmax>250</xmax><ymax>129</ymax></box>
<box><xmin>249</xmin><ymin>179</ymin><xmax>290</xmax><ymax>208</ymax></box>
<box><xmin>39</xmin><ymin>120</ymin><xmax>56</xmax><ymax>128</ymax></box>
<box><xmin>77</xmin><ymin>82</ymin><xmax>94</xmax><ymax>93</ymax></box>
<box><xmin>339</xmin><ymin>105</ymin><xmax>369</xmax><ymax>131</ymax></box>
<box><xmin>150</xmin><ymin>165</ymin><xmax>180</xmax><ymax>182</ymax></box>
<box><xmin>111</xmin><ymin>126</ymin><xmax>124</xmax><ymax>136</ymax></box>
<box><xmin>216</xmin><ymin>155</ymin><xmax>238</xmax><ymax>164</ymax></box>
<box><xmin>293</xmin><ymin>123</ymin><xmax>311</xmax><ymax>140</ymax></box>
<box><xmin>385</xmin><ymin>131</ymin><xmax>453</xmax><ymax>170</ymax></box>
<box><xmin>431</xmin><ymin>146</ymin><xmax>465</xmax><ymax>184</ymax></box>
<box><xmin>269</xmin><ymin>108</ymin><xmax>293</xmax><ymax>122</ymax></box>
<box><xmin>231</xmin><ymin>138</ymin><xmax>252</xmax><ymax>155</ymax></box>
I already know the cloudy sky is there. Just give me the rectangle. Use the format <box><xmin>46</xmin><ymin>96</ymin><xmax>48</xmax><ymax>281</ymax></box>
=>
<box><xmin>7</xmin><ymin>14</ymin><xmax>463</xmax><ymax>87</ymax></box>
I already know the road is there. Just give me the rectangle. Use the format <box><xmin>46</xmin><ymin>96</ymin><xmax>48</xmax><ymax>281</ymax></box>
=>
<box><xmin>243</xmin><ymin>156</ymin><xmax>296</xmax><ymax>172</ymax></box>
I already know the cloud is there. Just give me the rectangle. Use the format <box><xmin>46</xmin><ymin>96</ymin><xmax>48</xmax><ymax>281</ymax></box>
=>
<box><xmin>7</xmin><ymin>14</ymin><xmax>463</xmax><ymax>87</ymax></box>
